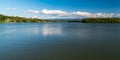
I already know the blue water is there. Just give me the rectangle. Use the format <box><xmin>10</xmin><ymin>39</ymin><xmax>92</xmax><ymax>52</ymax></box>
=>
<box><xmin>0</xmin><ymin>23</ymin><xmax>120</xmax><ymax>60</ymax></box>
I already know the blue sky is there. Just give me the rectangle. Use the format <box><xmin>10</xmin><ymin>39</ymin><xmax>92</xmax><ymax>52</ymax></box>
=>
<box><xmin>0</xmin><ymin>0</ymin><xmax>120</xmax><ymax>19</ymax></box>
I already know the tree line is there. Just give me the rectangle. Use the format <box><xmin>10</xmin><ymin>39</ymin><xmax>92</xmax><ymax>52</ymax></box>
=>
<box><xmin>1</xmin><ymin>14</ymin><xmax>120</xmax><ymax>23</ymax></box>
<box><xmin>0</xmin><ymin>14</ymin><xmax>68</xmax><ymax>23</ymax></box>
<box><xmin>82</xmin><ymin>18</ymin><xmax>120</xmax><ymax>23</ymax></box>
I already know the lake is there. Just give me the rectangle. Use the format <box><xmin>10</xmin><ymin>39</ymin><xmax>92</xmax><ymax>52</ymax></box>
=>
<box><xmin>0</xmin><ymin>23</ymin><xmax>120</xmax><ymax>60</ymax></box>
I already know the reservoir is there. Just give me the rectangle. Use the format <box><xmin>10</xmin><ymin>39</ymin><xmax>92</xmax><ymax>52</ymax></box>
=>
<box><xmin>0</xmin><ymin>23</ymin><xmax>120</xmax><ymax>60</ymax></box>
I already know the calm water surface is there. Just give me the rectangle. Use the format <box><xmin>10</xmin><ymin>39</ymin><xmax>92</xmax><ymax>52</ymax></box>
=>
<box><xmin>0</xmin><ymin>23</ymin><xmax>120</xmax><ymax>60</ymax></box>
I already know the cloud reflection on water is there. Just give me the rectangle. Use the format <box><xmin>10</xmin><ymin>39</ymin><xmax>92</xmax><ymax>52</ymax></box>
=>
<box><xmin>42</xmin><ymin>24</ymin><xmax>63</xmax><ymax>37</ymax></box>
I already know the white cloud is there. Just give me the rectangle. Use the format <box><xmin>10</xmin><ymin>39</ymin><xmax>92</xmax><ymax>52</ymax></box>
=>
<box><xmin>26</xmin><ymin>10</ymin><xmax>40</xmax><ymax>14</ymax></box>
<box><xmin>115</xmin><ymin>14</ymin><xmax>120</xmax><ymax>17</ymax></box>
<box><xmin>6</xmin><ymin>8</ymin><xmax>16</xmax><ymax>10</ymax></box>
<box><xmin>41</xmin><ymin>9</ymin><xmax>68</xmax><ymax>16</ymax></box>
<box><xmin>41</xmin><ymin>9</ymin><xmax>116</xmax><ymax>18</ymax></box>
<box><xmin>92</xmin><ymin>13</ymin><xmax>114</xmax><ymax>18</ymax></box>
<box><xmin>26</xmin><ymin>9</ymin><xmax>119</xmax><ymax>19</ymax></box>
<box><xmin>71</xmin><ymin>12</ymin><xmax>114</xmax><ymax>18</ymax></box>
<box><xmin>72</xmin><ymin>11</ymin><xmax>92</xmax><ymax>17</ymax></box>
<box><xmin>32</xmin><ymin>15</ymin><xmax>38</xmax><ymax>18</ymax></box>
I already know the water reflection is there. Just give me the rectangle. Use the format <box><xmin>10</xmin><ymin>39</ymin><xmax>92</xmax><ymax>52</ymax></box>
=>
<box><xmin>25</xmin><ymin>27</ymin><xmax>40</xmax><ymax>35</ymax></box>
<box><xmin>0</xmin><ymin>29</ymin><xmax>16</xmax><ymax>35</ymax></box>
<box><xmin>0</xmin><ymin>23</ymin><xmax>120</xmax><ymax>60</ymax></box>
<box><xmin>42</xmin><ymin>24</ymin><xmax>63</xmax><ymax>36</ymax></box>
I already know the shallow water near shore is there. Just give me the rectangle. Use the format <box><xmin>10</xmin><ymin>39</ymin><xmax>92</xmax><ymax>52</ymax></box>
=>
<box><xmin>0</xmin><ymin>23</ymin><xmax>120</xmax><ymax>60</ymax></box>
